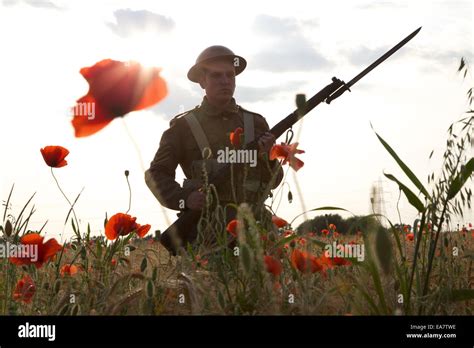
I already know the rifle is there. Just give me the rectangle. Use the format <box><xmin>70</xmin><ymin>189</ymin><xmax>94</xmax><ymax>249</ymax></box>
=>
<box><xmin>159</xmin><ymin>27</ymin><xmax>422</xmax><ymax>255</ymax></box>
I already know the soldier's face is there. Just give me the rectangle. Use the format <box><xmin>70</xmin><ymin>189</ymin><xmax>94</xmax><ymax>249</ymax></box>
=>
<box><xmin>199</xmin><ymin>60</ymin><xmax>236</xmax><ymax>106</ymax></box>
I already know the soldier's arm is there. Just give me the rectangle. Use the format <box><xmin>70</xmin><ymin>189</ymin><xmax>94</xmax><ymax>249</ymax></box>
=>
<box><xmin>145</xmin><ymin>122</ymin><xmax>193</xmax><ymax>211</ymax></box>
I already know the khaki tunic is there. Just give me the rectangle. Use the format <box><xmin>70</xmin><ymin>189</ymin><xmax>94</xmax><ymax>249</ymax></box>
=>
<box><xmin>146</xmin><ymin>97</ymin><xmax>283</xmax><ymax>215</ymax></box>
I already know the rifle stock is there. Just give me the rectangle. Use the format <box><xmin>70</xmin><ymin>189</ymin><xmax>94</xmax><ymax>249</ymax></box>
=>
<box><xmin>160</xmin><ymin>77</ymin><xmax>346</xmax><ymax>255</ymax></box>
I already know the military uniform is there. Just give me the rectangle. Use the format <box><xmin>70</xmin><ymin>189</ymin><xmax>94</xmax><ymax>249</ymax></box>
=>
<box><xmin>145</xmin><ymin>96</ymin><xmax>283</xmax><ymax>221</ymax></box>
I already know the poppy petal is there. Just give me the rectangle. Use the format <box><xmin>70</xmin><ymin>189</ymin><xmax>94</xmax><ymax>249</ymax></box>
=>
<box><xmin>71</xmin><ymin>95</ymin><xmax>114</xmax><ymax>137</ymax></box>
<box><xmin>226</xmin><ymin>220</ymin><xmax>239</xmax><ymax>237</ymax></box>
<box><xmin>41</xmin><ymin>239</ymin><xmax>63</xmax><ymax>264</ymax></box>
<box><xmin>73</xmin><ymin>59</ymin><xmax>167</xmax><ymax>137</ymax></box>
<box><xmin>264</xmin><ymin>255</ymin><xmax>282</xmax><ymax>276</ymax></box>
<box><xmin>136</xmin><ymin>224</ymin><xmax>151</xmax><ymax>238</ymax></box>
<box><xmin>272</xmin><ymin>215</ymin><xmax>288</xmax><ymax>228</ymax></box>
<box><xmin>20</xmin><ymin>233</ymin><xmax>44</xmax><ymax>245</ymax></box>
<box><xmin>133</xmin><ymin>68</ymin><xmax>168</xmax><ymax>111</ymax></box>
<box><xmin>40</xmin><ymin>146</ymin><xmax>70</xmax><ymax>168</ymax></box>
<box><xmin>105</xmin><ymin>214</ymin><xmax>122</xmax><ymax>240</ymax></box>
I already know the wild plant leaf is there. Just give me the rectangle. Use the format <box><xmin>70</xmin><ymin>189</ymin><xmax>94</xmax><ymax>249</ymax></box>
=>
<box><xmin>3</xmin><ymin>183</ymin><xmax>14</xmax><ymax>222</ymax></box>
<box><xmin>240</xmin><ymin>243</ymin><xmax>252</xmax><ymax>274</ymax></box>
<box><xmin>372</xmin><ymin>126</ymin><xmax>429</xmax><ymax>198</ymax></box>
<box><xmin>64</xmin><ymin>187</ymin><xmax>84</xmax><ymax>225</ymax></box>
<box><xmin>375</xmin><ymin>226</ymin><xmax>393</xmax><ymax>275</ymax></box>
<box><xmin>140</xmin><ymin>257</ymin><xmax>148</xmax><ymax>272</ymax></box>
<box><xmin>13</xmin><ymin>192</ymin><xmax>36</xmax><ymax>236</ymax></box>
<box><xmin>384</xmin><ymin>173</ymin><xmax>425</xmax><ymax>213</ymax></box>
<box><xmin>272</xmin><ymin>234</ymin><xmax>297</xmax><ymax>250</ymax></box>
<box><xmin>447</xmin><ymin>157</ymin><xmax>474</xmax><ymax>200</ymax></box>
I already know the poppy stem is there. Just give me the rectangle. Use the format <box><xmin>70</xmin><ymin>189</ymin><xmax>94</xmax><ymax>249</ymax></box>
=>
<box><xmin>121</xmin><ymin>118</ymin><xmax>171</xmax><ymax>226</ymax></box>
<box><xmin>50</xmin><ymin>167</ymin><xmax>80</xmax><ymax>237</ymax></box>
<box><xmin>121</xmin><ymin>119</ymin><xmax>145</xmax><ymax>172</ymax></box>
<box><xmin>125</xmin><ymin>171</ymin><xmax>132</xmax><ymax>214</ymax></box>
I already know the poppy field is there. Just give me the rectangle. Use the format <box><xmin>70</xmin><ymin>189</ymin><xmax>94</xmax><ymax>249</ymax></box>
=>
<box><xmin>1</xmin><ymin>58</ymin><xmax>473</xmax><ymax>316</ymax></box>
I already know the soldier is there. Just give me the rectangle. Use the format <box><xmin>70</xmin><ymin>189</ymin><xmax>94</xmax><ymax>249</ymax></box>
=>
<box><xmin>145</xmin><ymin>45</ymin><xmax>283</xmax><ymax>252</ymax></box>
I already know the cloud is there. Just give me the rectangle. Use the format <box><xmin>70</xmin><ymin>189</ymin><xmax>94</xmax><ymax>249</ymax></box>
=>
<box><xmin>345</xmin><ymin>45</ymin><xmax>392</xmax><ymax>67</ymax></box>
<box><xmin>235</xmin><ymin>80</ymin><xmax>306</xmax><ymax>103</ymax></box>
<box><xmin>251</xmin><ymin>36</ymin><xmax>331</xmax><ymax>72</ymax></box>
<box><xmin>252</xmin><ymin>14</ymin><xmax>301</xmax><ymax>36</ymax></box>
<box><xmin>149</xmin><ymin>81</ymin><xmax>201</xmax><ymax>120</ymax></box>
<box><xmin>2</xmin><ymin>0</ymin><xmax>60</xmax><ymax>9</ymax></box>
<box><xmin>108</xmin><ymin>9</ymin><xmax>175</xmax><ymax>38</ymax></box>
<box><xmin>250</xmin><ymin>14</ymin><xmax>329</xmax><ymax>72</ymax></box>
<box><xmin>149</xmin><ymin>78</ymin><xmax>306</xmax><ymax>118</ymax></box>
<box><xmin>356</xmin><ymin>1</ymin><xmax>407</xmax><ymax>10</ymax></box>
<box><xmin>413</xmin><ymin>48</ymin><xmax>474</xmax><ymax>67</ymax></box>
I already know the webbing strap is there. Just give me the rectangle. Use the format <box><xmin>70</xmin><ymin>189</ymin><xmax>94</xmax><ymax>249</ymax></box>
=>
<box><xmin>243</xmin><ymin>112</ymin><xmax>254</xmax><ymax>144</ymax></box>
<box><xmin>184</xmin><ymin>112</ymin><xmax>211</xmax><ymax>158</ymax></box>
<box><xmin>184</xmin><ymin>111</ymin><xmax>255</xmax><ymax>157</ymax></box>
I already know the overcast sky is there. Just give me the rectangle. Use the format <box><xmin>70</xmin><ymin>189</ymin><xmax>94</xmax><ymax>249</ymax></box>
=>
<box><xmin>0</xmin><ymin>0</ymin><xmax>473</xmax><ymax>242</ymax></box>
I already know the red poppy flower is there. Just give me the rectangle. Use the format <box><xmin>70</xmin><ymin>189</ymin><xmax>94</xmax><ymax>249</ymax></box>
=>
<box><xmin>40</xmin><ymin>146</ymin><xmax>69</xmax><ymax>168</ymax></box>
<box><xmin>269</xmin><ymin>142</ymin><xmax>305</xmax><ymax>171</ymax></box>
<box><xmin>9</xmin><ymin>233</ymin><xmax>62</xmax><ymax>269</ymax></box>
<box><xmin>291</xmin><ymin>249</ymin><xmax>325</xmax><ymax>274</ymax></box>
<box><xmin>72</xmin><ymin>59</ymin><xmax>168</xmax><ymax>137</ymax></box>
<box><xmin>60</xmin><ymin>264</ymin><xmax>79</xmax><ymax>277</ymax></box>
<box><xmin>328</xmin><ymin>223</ymin><xmax>336</xmax><ymax>231</ymax></box>
<box><xmin>13</xmin><ymin>275</ymin><xmax>36</xmax><ymax>303</ymax></box>
<box><xmin>264</xmin><ymin>255</ymin><xmax>282</xmax><ymax>276</ymax></box>
<box><xmin>321</xmin><ymin>229</ymin><xmax>329</xmax><ymax>236</ymax></box>
<box><xmin>226</xmin><ymin>219</ymin><xmax>240</xmax><ymax>238</ymax></box>
<box><xmin>330</xmin><ymin>257</ymin><xmax>351</xmax><ymax>266</ymax></box>
<box><xmin>194</xmin><ymin>255</ymin><xmax>208</xmax><ymax>268</ymax></box>
<box><xmin>105</xmin><ymin>213</ymin><xmax>151</xmax><ymax>240</ymax></box>
<box><xmin>229</xmin><ymin>127</ymin><xmax>243</xmax><ymax>147</ymax></box>
<box><xmin>406</xmin><ymin>233</ymin><xmax>414</xmax><ymax>241</ymax></box>
<box><xmin>272</xmin><ymin>215</ymin><xmax>289</xmax><ymax>228</ymax></box>
<box><xmin>297</xmin><ymin>237</ymin><xmax>306</xmax><ymax>246</ymax></box>
<box><xmin>403</xmin><ymin>225</ymin><xmax>410</xmax><ymax>233</ymax></box>
<box><xmin>310</xmin><ymin>256</ymin><xmax>325</xmax><ymax>273</ymax></box>
<box><xmin>290</xmin><ymin>249</ymin><xmax>308</xmax><ymax>272</ymax></box>
<box><xmin>318</xmin><ymin>254</ymin><xmax>334</xmax><ymax>270</ymax></box>
<box><xmin>111</xmin><ymin>259</ymin><xmax>117</xmax><ymax>267</ymax></box>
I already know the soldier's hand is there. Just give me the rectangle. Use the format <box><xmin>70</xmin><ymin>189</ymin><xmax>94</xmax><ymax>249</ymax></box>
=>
<box><xmin>186</xmin><ymin>190</ymin><xmax>206</xmax><ymax>210</ymax></box>
<box><xmin>258</xmin><ymin>132</ymin><xmax>276</xmax><ymax>155</ymax></box>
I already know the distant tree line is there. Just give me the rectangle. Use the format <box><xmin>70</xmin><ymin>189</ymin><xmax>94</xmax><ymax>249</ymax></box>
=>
<box><xmin>296</xmin><ymin>213</ymin><xmax>387</xmax><ymax>235</ymax></box>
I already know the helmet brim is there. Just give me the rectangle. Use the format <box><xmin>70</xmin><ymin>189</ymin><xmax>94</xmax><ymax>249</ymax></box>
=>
<box><xmin>187</xmin><ymin>54</ymin><xmax>247</xmax><ymax>83</ymax></box>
